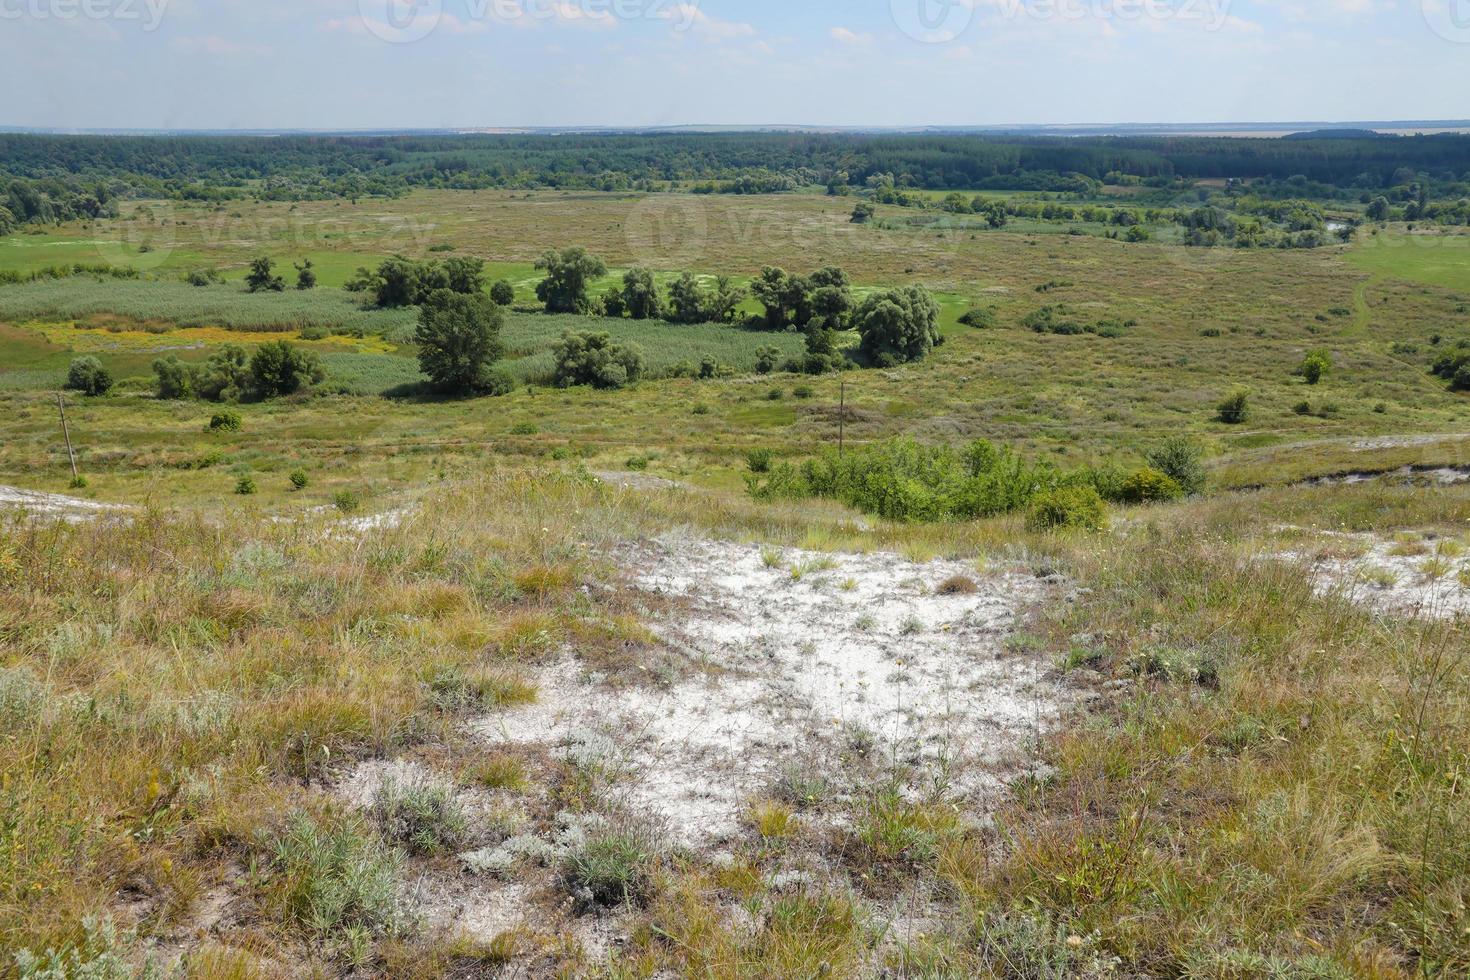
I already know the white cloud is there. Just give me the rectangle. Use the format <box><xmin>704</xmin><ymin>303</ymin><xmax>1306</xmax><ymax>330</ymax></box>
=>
<box><xmin>659</xmin><ymin>3</ymin><xmax>756</xmax><ymax>40</ymax></box>
<box><xmin>829</xmin><ymin>26</ymin><xmax>874</xmax><ymax>45</ymax></box>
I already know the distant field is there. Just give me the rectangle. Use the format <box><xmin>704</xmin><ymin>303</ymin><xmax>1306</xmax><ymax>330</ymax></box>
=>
<box><xmin>1347</xmin><ymin>228</ymin><xmax>1470</xmax><ymax>292</ymax></box>
<box><xmin>1</xmin><ymin>189</ymin><xmax>1468</xmax><ymax>507</ymax></box>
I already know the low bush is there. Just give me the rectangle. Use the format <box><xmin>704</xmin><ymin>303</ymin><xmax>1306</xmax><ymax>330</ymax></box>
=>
<box><xmin>1216</xmin><ymin>387</ymin><xmax>1251</xmax><ymax>424</ymax></box>
<box><xmin>370</xmin><ymin>778</ymin><xmax>469</xmax><ymax>857</ymax></box>
<box><xmin>958</xmin><ymin>307</ymin><xmax>996</xmax><ymax>328</ymax></box>
<box><xmin>1118</xmin><ymin>467</ymin><xmax>1183</xmax><ymax>504</ymax></box>
<box><xmin>1026</xmin><ymin>485</ymin><xmax>1108</xmax><ymax>532</ymax></box>
<box><xmin>1144</xmin><ymin>437</ymin><xmax>1206</xmax><ymax>496</ymax></box>
<box><xmin>64</xmin><ymin>357</ymin><xmax>113</xmax><ymax>397</ymax></box>
<box><xmin>332</xmin><ymin>490</ymin><xmax>360</xmax><ymax>513</ymax></box>
<box><xmin>234</xmin><ymin>476</ymin><xmax>257</xmax><ymax>495</ymax></box>
<box><xmin>289</xmin><ymin>470</ymin><xmax>309</xmax><ymax>490</ymax></box>
<box><xmin>746</xmin><ymin>448</ymin><xmax>774</xmax><ymax>473</ymax></box>
<box><xmin>563</xmin><ymin>823</ymin><xmax>661</xmax><ymax>908</ymax></box>
<box><xmin>257</xmin><ymin>812</ymin><xmax>405</xmax><ymax>958</ymax></box>
<box><xmin>749</xmin><ymin>438</ymin><xmax>1055</xmax><ymax>523</ymax></box>
<box><xmin>552</xmin><ymin>331</ymin><xmax>645</xmax><ymax>390</ymax></box>
<box><xmin>209</xmin><ymin>411</ymin><xmax>242</xmax><ymax>433</ymax></box>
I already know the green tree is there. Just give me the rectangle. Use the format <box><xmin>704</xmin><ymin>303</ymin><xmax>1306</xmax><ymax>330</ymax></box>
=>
<box><xmin>552</xmin><ymin>331</ymin><xmax>644</xmax><ymax>389</ymax></box>
<box><xmin>489</xmin><ymin>280</ymin><xmax>516</xmax><ymax>306</ymax></box>
<box><xmin>807</xmin><ymin>266</ymin><xmax>853</xmax><ymax>331</ymax></box>
<box><xmin>443</xmin><ymin>256</ymin><xmax>486</xmax><ymax>295</ymax></box>
<box><xmin>665</xmin><ymin>273</ymin><xmax>746</xmax><ymax>324</ymax></box>
<box><xmin>414</xmin><ymin>289</ymin><xmax>507</xmax><ymax>394</ymax></box>
<box><xmin>294</xmin><ymin>259</ymin><xmax>317</xmax><ymax>290</ymax></box>
<box><xmin>751</xmin><ymin>267</ymin><xmax>800</xmax><ymax>330</ymax></box>
<box><xmin>65</xmin><ymin>356</ymin><xmax>113</xmax><ymax>396</ymax></box>
<box><xmin>1216</xmin><ymin>387</ymin><xmax>1250</xmax><ymax>424</ymax></box>
<box><xmin>534</xmin><ymin>247</ymin><xmax>607</xmax><ymax>314</ymax></box>
<box><xmin>249</xmin><ymin>341</ymin><xmax>324</xmax><ymax>398</ymax></box>
<box><xmin>245</xmin><ymin>256</ymin><xmax>285</xmax><ymax>293</ymax></box>
<box><xmin>1366</xmin><ymin>197</ymin><xmax>1391</xmax><ymax>222</ymax></box>
<box><xmin>1144</xmin><ymin>437</ymin><xmax>1207</xmax><ymax>496</ymax></box>
<box><xmin>194</xmin><ymin>344</ymin><xmax>252</xmax><ymax>401</ymax></box>
<box><xmin>152</xmin><ymin>356</ymin><xmax>194</xmax><ymax>399</ymax></box>
<box><xmin>854</xmin><ymin>285</ymin><xmax>941</xmax><ymax>366</ymax></box>
<box><xmin>1301</xmin><ymin>349</ymin><xmax>1332</xmax><ymax>385</ymax></box>
<box><xmin>621</xmin><ymin>267</ymin><xmax>662</xmax><ymax>320</ymax></box>
<box><xmin>850</xmin><ymin>202</ymin><xmax>876</xmax><ymax>224</ymax></box>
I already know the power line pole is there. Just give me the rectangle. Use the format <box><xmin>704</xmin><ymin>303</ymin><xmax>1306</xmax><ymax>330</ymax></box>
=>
<box><xmin>57</xmin><ymin>392</ymin><xmax>79</xmax><ymax>484</ymax></box>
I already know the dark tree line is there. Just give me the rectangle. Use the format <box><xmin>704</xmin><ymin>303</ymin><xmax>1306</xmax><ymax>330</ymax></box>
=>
<box><xmin>6</xmin><ymin>132</ymin><xmax>1470</xmax><ymax>207</ymax></box>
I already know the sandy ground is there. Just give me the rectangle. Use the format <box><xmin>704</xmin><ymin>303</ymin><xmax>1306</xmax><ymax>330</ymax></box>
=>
<box><xmin>0</xmin><ymin>484</ymin><xmax>128</xmax><ymax>520</ymax></box>
<box><xmin>1273</xmin><ymin>529</ymin><xmax>1470</xmax><ymax>620</ymax></box>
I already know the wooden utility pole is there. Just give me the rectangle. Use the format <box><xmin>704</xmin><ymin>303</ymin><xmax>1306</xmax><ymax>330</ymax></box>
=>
<box><xmin>838</xmin><ymin>379</ymin><xmax>846</xmax><ymax>457</ymax></box>
<box><xmin>57</xmin><ymin>393</ymin><xmax>79</xmax><ymax>483</ymax></box>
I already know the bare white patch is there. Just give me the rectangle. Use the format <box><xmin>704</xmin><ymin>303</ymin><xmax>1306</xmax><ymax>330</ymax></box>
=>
<box><xmin>472</xmin><ymin>535</ymin><xmax>1060</xmax><ymax>845</ymax></box>
<box><xmin>1272</xmin><ymin>530</ymin><xmax>1470</xmax><ymax>620</ymax></box>
<box><xmin>0</xmin><ymin>485</ymin><xmax>128</xmax><ymax>521</ymax></box>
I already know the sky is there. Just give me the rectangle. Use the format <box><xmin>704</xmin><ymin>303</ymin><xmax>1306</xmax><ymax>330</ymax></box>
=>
<box><xmin>2</xmin><ymin>0</ymin><xmax>1468</xmax><ymax>130</ymax></box>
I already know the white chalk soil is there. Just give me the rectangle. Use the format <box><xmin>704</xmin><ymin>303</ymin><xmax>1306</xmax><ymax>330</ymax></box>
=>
<box><xmin>476</xmin><ymin>533</ymin><xmax>1060</xmax><ymax>844</ymax></box>
<box><xmin>329</xmin><ymin>532</ymin><xmax>1068</xmax><ymax>955</ymax></box>
<box><xmin>0</xmin><ymin>484</ymin><xmax>128</xmax><ymax>520</ymax></box>
<box><xmin>1272</xmin><ymin>528</ymin><xmax>1470</xmax><ymax>620</ymax></box>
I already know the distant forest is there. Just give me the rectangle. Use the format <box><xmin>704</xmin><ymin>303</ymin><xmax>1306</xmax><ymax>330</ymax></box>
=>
<box><xmin>3</xmin><ymin>131</ymin><xmax>1470</xmax><ymax>212</ymax></box>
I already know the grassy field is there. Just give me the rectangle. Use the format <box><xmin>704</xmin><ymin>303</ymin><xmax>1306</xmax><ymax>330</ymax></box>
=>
<box><xmin>2</xmin><ymin>188</ymin><xmax>1469</xmax><ymax>977</ymax></box>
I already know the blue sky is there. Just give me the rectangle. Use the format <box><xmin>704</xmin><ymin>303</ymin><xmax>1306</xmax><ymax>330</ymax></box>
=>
<box><xmin>2</xmin><ymin>0</ymin><xmax>1466</xmax><ymax>129</ymax></box>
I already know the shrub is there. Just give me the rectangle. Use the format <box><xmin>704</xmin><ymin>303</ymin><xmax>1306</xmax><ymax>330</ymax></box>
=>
<box><xmin>489</xmin><ymin>280</ymin><xmax>516</xmax><ymax>306</ymax></box>
<box><xmin>250</xmin><ymin>341</ymin><xmax>324</xmax><ymax>398</ymax></box>
<box><xmin>1027</xmin><ymin>486</ymin><xmax>1107</xmax><ymax>532</ymax></box>
<box><xmin>793</xmin><ymin>385</ymin><xmax>814</xmax><ymax>399</ymax></box>
<box><xmin>370</xmin><ymin>777</ymin><xmax>469</xmax><ymax>857</ymax></box>
<box><xmin>1143</xmin><ymin>437</ymin><xmax>1206</xmax><ymax>496</ymax></box>
<box><xmin>1216</xmin><ymin>387</ymin><xmax>1251</xmax><ymax>424</ymax></box>
<box><xmin>259</xmin><ymin>812</ymin><xmax>405</xmax><ymax>953</ymax></box>
<box><xmin>1301</xmin><ymin>349</ymin><xmax>1332</xmax><ymax>385</ymax></box>
<box><xmin>332</xmin><ymin>490</ymin><xmax>360</xmax><ymax>513</ymax></box>
<box><xmin>509</xmin><ymin>422</ymin><xmax>538</xmax><ymax>435</ymax></box>
<box><xmin>958</xmin><ymin>307</ymin><xmax>996</xmax><ymax>329</ymax></box>
<box><xmin>750</xmin><ymin>438</ymin><xmax>1055</xmax><ymax>523</ymax></box>
<box><xmin>746</xmin><ymin>448</ymin><xmax>774</xmax><ymax>473</ymax></box>
<box><xmin>65</xmin><ymin>356</ymin><xmax>113</xmax><ymax>396</ymax></box>
<box><xmin>209</xmin><ymin>411</ymin><xmax>242</xmax><ymax>433</ymax></box>
<box><xmin>414</xmin><ymin>289</ymin><xmax>506</xmax><ymax>394</ymax></box>
<box><xmin>754</xmin><ymin>346</ymin><xmax>780</xmax><ymax>375</ymax></box>
<box><xmin>620</xmin><ymin>267</ymin><xmax>662</xmax><ymax>320</ymax></box>
<box><xmin>234</xmin><ymin>476</ymin><xmax>257</xmax><ymax>495</ymax></box>
<box><xmin>552</xmin><ymin>331</ymin><xmax>645</xmax><ymax>389</ymax></box>
<box><xmin>563</xmin><ymin>824</ymin><xmax>659</xmax><ymax>908</ymax></box>
<box><xmin>289</xmin><ymin>470</ymin><xmax>309</xmax><ymax>490</ymax></box>
<box><xmin>1118</xmin><ymin>468</ymin><xmax>1183</xmax><ymax>504</ymax></box>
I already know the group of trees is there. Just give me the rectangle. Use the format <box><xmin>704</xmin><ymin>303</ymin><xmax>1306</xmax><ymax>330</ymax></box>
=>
<box><xmin>153</xmin><ymin>341</ymin><xmax>324</xmax><ymax>402</ymax></box>
<box><xmin>244</xmin><ymin>256</ymin><xmax>317</xmax><ymax>292</ymax></box>
<box><xmin>8</xmin><ymin>132</ymin><xmax>1470</xmax><ymax>209</ymax></box>
<box><xmin>347</xmin><ymin>255</ymin><xmax>511</xmax><ymax>309</ymax></box>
